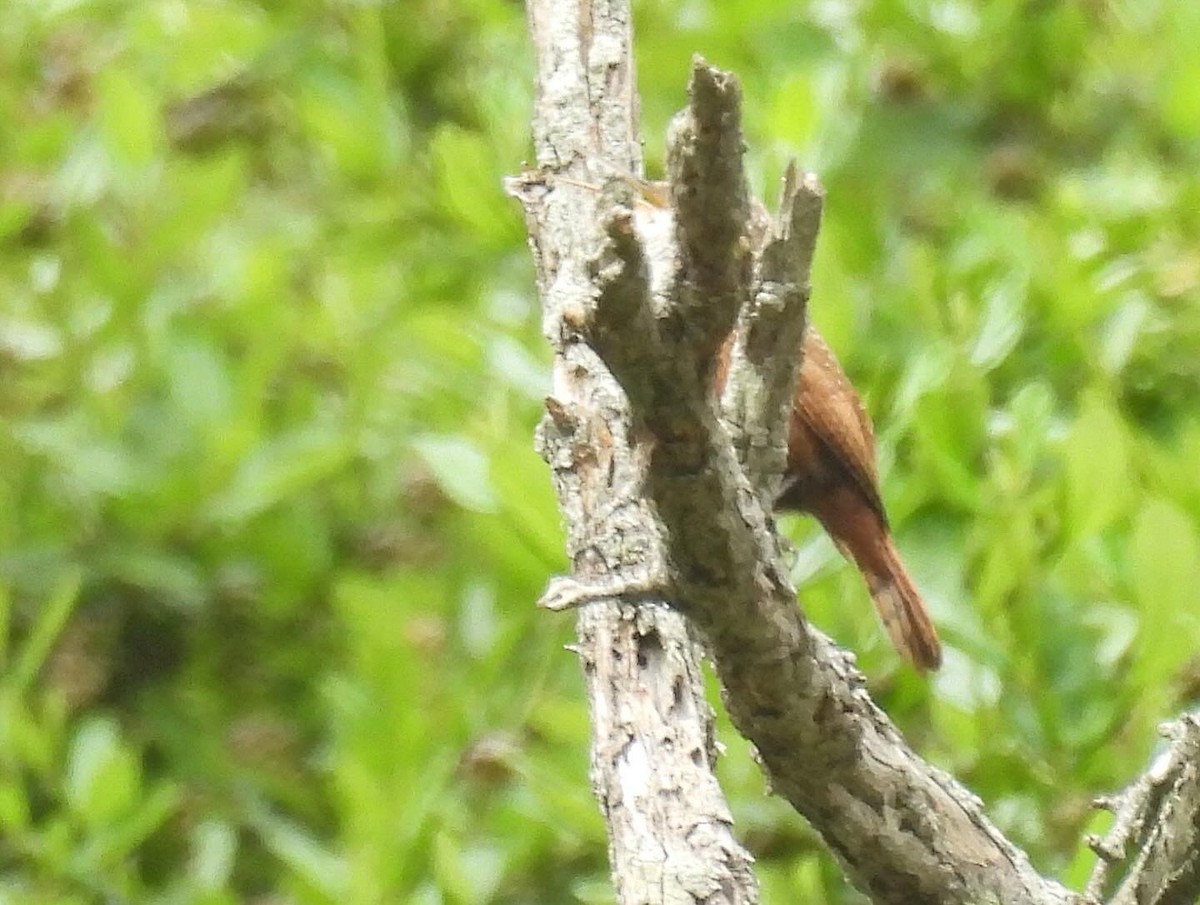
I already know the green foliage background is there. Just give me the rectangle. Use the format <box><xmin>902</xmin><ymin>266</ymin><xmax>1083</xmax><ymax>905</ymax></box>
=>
<box><xmin>1</xmin><ymin>0</ymin><xmax>1198</xmax><ymax>902</ymax></box>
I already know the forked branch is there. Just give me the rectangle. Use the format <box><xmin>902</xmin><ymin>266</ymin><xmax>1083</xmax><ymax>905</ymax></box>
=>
<box><xmin>511</xmin><ymin>1</ymin><xmax>1200</xmax><ymax>903</ymax></box>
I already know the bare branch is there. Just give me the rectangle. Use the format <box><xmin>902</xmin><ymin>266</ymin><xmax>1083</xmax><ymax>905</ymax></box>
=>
<box><xmin>669</xmin><ymin>58</ymin><xmax>752</xmax><ymax>363</ymax></box>
<box><xmin>514</xmin><ymin>4</ymin><xmax>1200</xmax><ymax>905</ymax></box>
<box><xmin>722</xmin><ymin>164</ymin><xmax>823</xmax><ymax>505</ymax></box>
<box><xmin>1088</xmin><ymin>712</ymin><xmax>1200</xmax><ymax>905</ymax></box>
<box><xmin>517</xmin><ymin>23</ymin><xmax>1071</xmax><ymax>901</ymax></box>
<box><xmin>514</xmin><ymin>1</ymin><xmax>757</xmax><ymax>902</ymax></box>
<box><xmin>585</xmin><ymin>57</ymin><xmax>1075</xmax><ymax>905</ymax></box>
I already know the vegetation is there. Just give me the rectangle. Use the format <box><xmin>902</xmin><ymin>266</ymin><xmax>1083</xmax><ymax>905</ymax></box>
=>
<box><xmin>1</xmin><ymin>0</ymin><xmax>1198</xmax><ymax>901</ymax></box>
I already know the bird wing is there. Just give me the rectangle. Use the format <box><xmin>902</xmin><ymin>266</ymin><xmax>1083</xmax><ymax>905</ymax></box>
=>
<box><xmin>794</xmin><ymin>329</ymin><xmax>888</xmax><ymax>524</ymax></box>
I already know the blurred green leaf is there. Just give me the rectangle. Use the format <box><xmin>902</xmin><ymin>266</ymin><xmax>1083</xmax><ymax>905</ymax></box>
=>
<box><xmin>65</xmin><ymin>717</ymin><xmax>140</xmax><ymax>828</ymax></box>
<box><xmin>1130</xmin><ymin>498</ymin><xmax>1200</xmax><ymax>693</ymax></box>
<box><xmin>1098</xmin><ymin>293</ymin><xmax>1149</xmax><ymax>375</ymax></box>
<box><xmin>167</xmin><ymin>338</ymin><xmax>235</xmax><ymax>431</ymax></box>
<box><xmin>96</xmin><ymin>68</ymin><xmax>162</xmax><ymax>167</ymax></box>
<box><xmin>0</xmin><ymin>782</ymin><xmax>30</xmax><ymax>833</ymax></box>
<box><xmin>411</xmin><ymin>434</ymin><xmax>497</xmax><ymax>514</ymax></box>
<box><xmin>10</xmin><ymin>571</ymin><xmax>80</xmax><ymax>697</ymax></box>
<box><xmin>0</xmin><ymin>317</ymin><xmax>63</xmax><ymax>362</ymax></box>
<box><xmin>94</xmin><ymin>548</ymin><xmax>207</xmax><ymax>611</ymax></box>
<box><xmin>933</xmin><ymin>648</ymin><xmax>1002</xmax><ymax>713</ymax></box>
<box><xmin>205</xmin><ymin>426</ymin><xmax>355</xmax><ymax>525</ymax></box>
<box><xmin>190</xmin><ymin>819</ymin><xmax>238</xmax><ymax>890</ymax></box>
<box><xmin>970</xmin><ymin>279</ymin><xmax>1025</xmax><ymax>371</ymax></box>
<box><xmin>13</xmin><ymin>419</ymin><xmax>138</xmax><ymax>499</ymax></box>
<box><xmin>431</xmin><ymin>124</ymin><xmax>518</xmax><ymax>244</ymax></box>
<box><xmin>256</xmin><ymin>812</ymin><xmax>349</xmax><ymax>900</ymax></box>
<box><xmin>1063</xmin><ymin>391</ymin><xmax>1133</xmax><ymax>540</ymax></box>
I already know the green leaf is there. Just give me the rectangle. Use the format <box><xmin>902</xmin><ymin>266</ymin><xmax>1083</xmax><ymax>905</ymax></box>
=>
<box><xmin>1063</xmin><ymin>391</ymin><xmax>1132</xmax><ymax>540</ymax></box>
<box><xmin>205</xmin><ymin>426</ymin><xmax>355</xmax><ymax>525</ymax></box>
<box><xmin>167</xmin><ymin>338</ymin><xmax>234</xmax><ymax>431</ymax></box>
<box><xmin>94</xmin><ymin>548</ymin><xmax>207</xmax><ymax>611</ymax></box>
<box><xmin>13</xmin><ymin>419</ymin><xmax>138</xmax><ymax>499</ymax></box>
<box><xmin>430</xmin><ymin>124</ymin><xmax>517</xmax><ymax>244</ymax></box>
<box><xmin>190</xmin><ymin>819</ymin><xmax>238</xmax><ymax>890</ymax></box>
<box><xmin>97</xmin><ymin>68</ymin><xmax>161</xmax><ymax>166</ymax></box>
<box><xmin>932</xmin><ymin>648</ymin><xmax>1002</xmax><ymax>713</ymax></box>
<box><xmin>10</xmin><ymin>570</ymin><xmax>81</xmax><ymax>697</ymax></box>
<box><xmin>65</xmin><ymin>717</ymin><xmax>140</xmax><ymax>828</ymax></box>
<box><xmin>411</xmin><ymin>435</ymin><xmax>497</xmax><ymax>513</ymax></box>
<box><xmin>1129</xmin><ymin>498</ymin><xmax>1200</xmax><ymax>691</ymax></box>
<box><xmin>1098</xmin><ymin>293</ymin><xmax>1149</xmax><ymax>375</ymax></box>
<box><xmin>970</xmin><ymin>278</ymin><xmax>1025</xmax><ymax>371</ymax></box>
<box><xmin>257</xmin><ymin>813</ymin><xmax>348</xmax><ymax>900</ymax></box>
<box><xmin>0</xmin><ymin>317</ymin><xmax>63</xmax><ymax>361</ymax></box>
<box><xmin>0</xmin><ymin>782</ymin><xmax>30</xmax><ymax>833</ymax></box>
<box><xmin>77</xmin><ymin>781</ymin><xmax>180</xmax><ymax>868</ymax></box>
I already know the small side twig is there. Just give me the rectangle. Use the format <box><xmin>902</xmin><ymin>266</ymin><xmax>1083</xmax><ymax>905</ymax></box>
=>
<box><xmin>1086</xmin><ymin>712</ymin><xmax>1200</xmax><ymax>905</ymax></box>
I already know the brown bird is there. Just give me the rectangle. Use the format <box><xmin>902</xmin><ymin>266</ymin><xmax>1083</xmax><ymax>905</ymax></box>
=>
<box><xmin>716</xmin><ymin>328</ymin><xmax>943</xmax><ymax>671</ymax></box>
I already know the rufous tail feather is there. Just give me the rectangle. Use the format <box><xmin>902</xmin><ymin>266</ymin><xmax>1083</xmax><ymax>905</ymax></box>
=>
<box><xmin>867</xmin><ymin>538</ymin><xmax>942</xmax><ymax>672</ymax></box>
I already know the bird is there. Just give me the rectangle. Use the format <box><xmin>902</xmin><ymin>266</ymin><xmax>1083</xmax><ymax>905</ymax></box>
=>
<box><xmin>715</xmin><ymin>327</ymin><xmax>943</xmax><ymax>671</ymax></box>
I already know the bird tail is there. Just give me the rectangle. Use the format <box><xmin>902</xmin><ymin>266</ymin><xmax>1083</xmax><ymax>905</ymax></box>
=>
<box><xmin>866</xmin><ymin>538</ymin><xmax>942</xmax><ymax>672</ymax></box>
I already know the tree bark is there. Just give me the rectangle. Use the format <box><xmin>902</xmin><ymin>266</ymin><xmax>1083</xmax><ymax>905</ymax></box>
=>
<box><xmin>1087</xmin><ymin>713</ymin><xmax>1200</xmax><ymax>905</ymax></box>
<box><xmin>510</xmin><ymin>2</ymin><xmax>1200</xmax><ymax>903</ymax></box>
<box><xmin>514</xmin><ymin>2</ymin><xmax>758</xmax><ymax>902</ymax></box>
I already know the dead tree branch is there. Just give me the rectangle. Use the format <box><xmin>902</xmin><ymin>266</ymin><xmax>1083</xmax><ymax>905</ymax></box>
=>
<box><xmin>1087</xmin><ymin>712</ymin><xmax>1200</xmax><ymax>905</ymax></box>
<box><xmin>510</xmin><ymin>1</ymin><xmax>1200</xmax><ymax>903</ymax></box>
<box><xmin>511</xmin><ymin>2</ymin><xmax>757</xmax><ymax>902</ymax></box>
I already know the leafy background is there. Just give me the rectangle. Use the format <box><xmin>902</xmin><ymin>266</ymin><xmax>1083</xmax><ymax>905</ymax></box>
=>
<box><xmin>2</xmin><ymin>0</ymin><xmax>1198</xmax><ymax>902</ymax></box>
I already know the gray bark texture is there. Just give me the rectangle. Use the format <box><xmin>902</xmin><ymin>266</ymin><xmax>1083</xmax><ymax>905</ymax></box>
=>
<box><xmin>1087</xmin><ymin>714</ymin><xmax>1200</xmax><ymax>905</ymax></box>
<box><xmin>509</xmin><ymin>1</ymin><xmax>1200</xmax><ymax>903</ymax></box>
